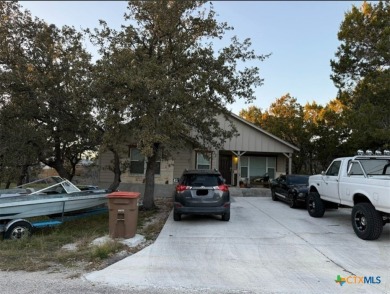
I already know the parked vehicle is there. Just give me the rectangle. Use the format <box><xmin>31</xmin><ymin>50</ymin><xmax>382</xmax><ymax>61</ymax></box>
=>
<box><xmin>251</xmin><ymin>173</ymin><xmax>270</xmax><ymax>184</ymax></box>
<box><xmin>250</xmin><ymin>173</ymin><xmax>270</xmax><ymax>188</ymax></box>
<box><xmin>307</xmin><ymin>150</ymin><xmax>390</xmax><ymax>240</ymax></box>
<box><xmin>0</xmin><ymin>176</ymin><xmax>109</xmax><ymax>239</ymax></box>
<box><xmin>173</xmin><ymin>169</ymin><xmax>230</xmax><ymax>221</ymax></box>
<box><xmin>270</xmin><ymin>174</ymin><xmax>309</xmax><ymax>208</ymax></box>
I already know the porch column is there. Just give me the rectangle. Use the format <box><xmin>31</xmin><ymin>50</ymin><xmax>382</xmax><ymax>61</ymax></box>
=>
<box><xmin>231</xmin><ymin>151</ymin><xmax>247</xmax><ymax>187</ymax></box>
<box><xmin>283</xmin><ymin>153</ymin><xmax>292</xmax><ymax>174</ymax></box>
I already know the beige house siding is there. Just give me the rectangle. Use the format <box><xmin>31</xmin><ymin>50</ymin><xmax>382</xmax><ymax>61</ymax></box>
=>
<box><xmin>217</xmin><ymin>114</ymin><xmax>296</xmax><ymax>153</ymax></box>
<box><xmin>99</xmin><ymin>151</ymin><xmax>115</xmax><ymax>184</ymax></box>
<box><xmin>171</xmin><ymin>147</ymin><xmax>193</xmax><ymax>180</ymax></box>
<box><xmin>98</xmin><ymin>112</ymin><xmax>299</xmax><ymax>186</ymax></box>
<box><xmin>98</xmin><ymin>149</ymin><xmax>174</xmax><ymax>185</ymax></box>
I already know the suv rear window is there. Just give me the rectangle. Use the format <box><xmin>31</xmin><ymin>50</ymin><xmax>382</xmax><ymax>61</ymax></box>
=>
<box><xmin>181</xmin><ymin>174</ymin><xmax>223</xmax><ymax>187</ymax></box>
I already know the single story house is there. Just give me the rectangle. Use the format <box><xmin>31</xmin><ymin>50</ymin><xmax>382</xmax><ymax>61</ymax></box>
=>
<box><xmin>98</xmin><ymin>112</ymin><xmax>299</xmax><ymax>189</ymax></box>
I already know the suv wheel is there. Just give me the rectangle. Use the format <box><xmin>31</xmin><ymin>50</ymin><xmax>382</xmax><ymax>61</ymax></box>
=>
<box><xmin>173</xmin><ymin>211</ymin><xmax>181</xmax><ymax>221</ymax></box>
<box><xmin>221</xmin><ymin>212</ymin><xmax>230</xmax><ymax>221</ymax></box>
<box><xmin>352</xmin><ymin>203</ymin><xmax>383</xmax><ymax>240</ymax></box>
<box><xmin>307</xmin><ymin>192</ymin><xmax>325</xmax><ymax>217</ymax></box>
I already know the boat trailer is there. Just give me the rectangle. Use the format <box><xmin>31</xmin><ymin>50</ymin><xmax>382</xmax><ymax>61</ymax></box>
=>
<box><xmin>0</xmin><ymin>206</ymin><xmax>107</xmax><ymax>240</ymax></box>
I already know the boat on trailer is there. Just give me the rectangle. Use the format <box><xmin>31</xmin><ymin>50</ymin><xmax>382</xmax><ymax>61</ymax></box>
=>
<box><xmin>0</xmin><ymin>176</ymin><xmax>109</xmax><ymax>239</ymax></box>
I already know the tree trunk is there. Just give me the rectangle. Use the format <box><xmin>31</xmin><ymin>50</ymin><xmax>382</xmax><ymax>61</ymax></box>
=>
<box><xmin>17</xmin><ymin>164</ymin><xmax>29</xmax><ymax>186</ymax></box>
<box><xmin>68</xmin><ymin>161</ymin><xmax>77</xmax><ymax>182</ymax></box>
<box><xmin>108</xmin><ymin>148</ymin><xmax>121</xmax><ymax>192</ymax></box>
<box><xmin>143</xmin><ymin>143</ymin><xmax>159</xmax><ymax>210</ymax></box>
<box><xmin>50</xmin><ymin>160</ymin><xmax>72</xmax><ymax>180</ymax></box>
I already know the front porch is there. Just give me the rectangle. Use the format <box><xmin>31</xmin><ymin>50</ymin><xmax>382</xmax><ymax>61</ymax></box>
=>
<box><xmin>218</xmin><ymin>150</ymin><xmax>291</xmax><ymax>187</ymax></box>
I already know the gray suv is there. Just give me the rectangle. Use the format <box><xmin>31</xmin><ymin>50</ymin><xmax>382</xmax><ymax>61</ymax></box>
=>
<box><xmin>173</xmin><ymin>169</ymin><xmax>230</xmax><ymax>221</ymax></box>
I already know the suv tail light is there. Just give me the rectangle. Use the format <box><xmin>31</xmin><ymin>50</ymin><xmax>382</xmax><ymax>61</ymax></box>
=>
<box><xmin>216</xmin><ymin>184</ymin><xmax>229</xmax><ymax>192</ymax></box>
<box><xmin>176</xmin><ymin>184</ymin><xmax>189</xmax><ymax>192</ymax></box>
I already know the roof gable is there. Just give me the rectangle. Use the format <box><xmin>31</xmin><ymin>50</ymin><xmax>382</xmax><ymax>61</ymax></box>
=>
<box><xmin>217</xmin><ymin>112</ymin><xmax>299</xmax><ymax>153</ymax></box>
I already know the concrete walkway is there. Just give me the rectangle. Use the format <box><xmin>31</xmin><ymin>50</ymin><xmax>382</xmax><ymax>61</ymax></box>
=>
<box><xmin>85</xmin><ymin>197</ymin><xmax>390</xmax><ymax>293</ymax></box>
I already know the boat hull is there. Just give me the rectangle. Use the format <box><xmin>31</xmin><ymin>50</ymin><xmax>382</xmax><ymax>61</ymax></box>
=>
<box><xmin>0</xmin><ymin>192</ymin><xmax>108</xmax><ymax>221</ymax></box>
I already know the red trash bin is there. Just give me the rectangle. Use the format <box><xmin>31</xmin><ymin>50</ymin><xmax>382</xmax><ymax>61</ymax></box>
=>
<box><xmin>107</xmin><ymin>191</ymin><xmax>140</xmax><ymax>239</ymax></box>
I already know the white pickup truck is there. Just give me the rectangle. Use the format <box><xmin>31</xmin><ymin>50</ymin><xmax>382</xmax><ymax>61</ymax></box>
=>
<box><xmin>307</xmin><ymin>150</ymin><xmax>390</xmax><ymax>240</ymax></box>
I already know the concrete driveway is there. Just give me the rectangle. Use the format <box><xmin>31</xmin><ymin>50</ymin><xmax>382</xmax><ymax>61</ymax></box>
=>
<box><xmin>85</xmin><ymin>196</ymin><xmax>390</xmax><ymax>293</ymax></box>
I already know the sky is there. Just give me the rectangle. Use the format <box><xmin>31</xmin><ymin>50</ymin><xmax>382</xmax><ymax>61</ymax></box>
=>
<box><xmin>19</xmin><ymin>1</ymin><xmax>364</xmax><ymax>115</ymax></box>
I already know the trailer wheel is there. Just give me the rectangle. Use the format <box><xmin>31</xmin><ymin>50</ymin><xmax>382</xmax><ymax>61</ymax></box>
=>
<box><xmin>4</xmin><ymin>220</ymin><xmax>33</xmax><ymax>240</ymax></box>
<box><xmin>352</xmin><ymin>203</ymin><xmax>383</xmax><ymax>240</ymax></box>
<box><xmin>307</xmin><ymin>192</ymin><xmax>325</xmax><ymax>217</ymax></box>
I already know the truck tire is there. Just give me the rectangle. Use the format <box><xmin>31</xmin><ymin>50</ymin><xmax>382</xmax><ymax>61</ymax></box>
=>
<box><xmin>307</xmin><ymin>192</ymin><xmax>325</xmax><ymax>217</ymax></box>
<box><xmin>352</xmin><ymin>203</ymin><xmax>383</xmax><ymax>240</ymax></box>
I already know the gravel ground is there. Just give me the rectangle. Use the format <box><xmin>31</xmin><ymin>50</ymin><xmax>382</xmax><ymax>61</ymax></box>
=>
<box><xmin>0</xmin><ymin>270</ymin><xmax>250</xmax><ymax>294</ymax></box>
<box><xmin>0</xmin><ymin>199</ymin><xmax>179</xmax><ymax>294</ymax></box>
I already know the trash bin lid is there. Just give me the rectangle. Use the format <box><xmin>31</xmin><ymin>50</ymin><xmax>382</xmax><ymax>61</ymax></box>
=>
<box><xmin>107</xmin><ymin>191</ymin><xmax>141</xmax><ymax>198</ymax></box>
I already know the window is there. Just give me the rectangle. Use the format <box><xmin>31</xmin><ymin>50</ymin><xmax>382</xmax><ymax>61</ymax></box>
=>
<box><xmin>182</xmin><ymin>174</ymin><xmax>223</xmax><ymax>186</ymax></box>
<box><xmin>130</xmin><ymin>148</ymin><xmax>144</xmax><ymax>174</ymax></box>
<box><xmin>196</xmin><ymin>152</ymin><xmax>212</xmax><ymax>170</ymax></box>
<box><xmin>240</xmin><ymin>156</ymin><xmax>248</xmax><ymax>178</ymax></box>
<box><xmin>250</xmin><ymin>157</ymin><xmax>267</xmax><ymax>178</ymax></box>
<box><xmin>349</xmin><ymin>162</ymin><xmax>364</xmax><ymax>175</ymax></box>
<box><xmin>326</xmin><ymin>160</ymin><xmax>341</xmax><ymax>176</ymax></box>
<box><xmin>154</xmin><ymin>152</ymin><xmax>161</xmax><ymax>175</ymax></box>
<box><xmin>129</xmin><ymin>147</ymin><xmax>161</xmax><ymax>175</ymax></box>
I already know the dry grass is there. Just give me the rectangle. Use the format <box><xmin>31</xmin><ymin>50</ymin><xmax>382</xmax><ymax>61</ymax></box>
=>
<box><xmin>0</xmin><ymin>197</ymin><xmax>172</xmax><ymax>273</ymax></box>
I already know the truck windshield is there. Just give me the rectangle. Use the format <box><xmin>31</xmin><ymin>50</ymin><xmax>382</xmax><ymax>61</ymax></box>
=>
<box><xmin>359</xmin><ymin>159</ymin><xmax>390</xmax><ymax>175</ymax></box>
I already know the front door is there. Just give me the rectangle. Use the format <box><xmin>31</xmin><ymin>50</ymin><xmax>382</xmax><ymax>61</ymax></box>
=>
<box><xmin>219</xmin><ymin>154</ymin><xmax>232</xmax><ymax>185</ymax></box>
<box><xmin>321</xmin><ymin>160</ymin><xmax>341</xmax><ymax>203</ymax></box>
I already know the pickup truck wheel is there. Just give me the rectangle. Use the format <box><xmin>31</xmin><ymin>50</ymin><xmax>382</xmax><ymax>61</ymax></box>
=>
<box><xmin>271</xmin><ymin>189</ymin><xmax>278</xmax><ymax>201</ymax></box>
<box><xmin>307</xmin><ymin>192</ymin><xmax>325</xmax><ymax>217</ymax></box>
<box><xmin>352</xmin><ymin>203</ymin><xmax>383</xmax><ymax>240</ymax></box>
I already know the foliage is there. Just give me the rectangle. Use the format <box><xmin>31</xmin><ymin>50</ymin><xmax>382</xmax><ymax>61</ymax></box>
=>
<box><xmin>331</xmin><ymin>0</ymin><xmax>390</xmax><ymax>150</ymax></box>
<box><xmin>240</xmin><ymin>1</ymin><xmax>390</xmax><ymax>174</ymax></box>
<box><xmin>0</xmin><ymin>1</ymin><xmax>98</xmax><ymax>180</ymax></box>
<box><xmin>90</xmin><ymin>0</ymin><xmax>268</xmax><ymax>208</ymax></box>
<box><xmin>239</xmin><ymin>95</ymin><xmax>350</xmax><ymax>174</ymax></box>
<box><xmin>0</xmin><ymin>110</ymin><xmax>40</xmax><ymax>186</ymax></box>
<box><xmin>239</xmin><ymin>105</ymin><xmax>263</xmax><ymax>126</ymax></box>
<box><xmin>303</xmin><ymin>99</ymin><xmax>350</xmax><ymax>172</ymax></box>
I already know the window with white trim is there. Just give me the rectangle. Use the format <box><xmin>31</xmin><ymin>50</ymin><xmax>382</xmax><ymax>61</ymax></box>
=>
<box><xmin>240</xmin><ymin>156</ymin><xmax>248</xmax><ymax>178</ymax></box>
<box><xmin>129</xmin><ymin>147</ymin><xmax>161</xmax><ymax>175</ymax></box>
<box><xmin>130</xmin><ymin>148</ymin><xmax>144</xmax><ymax>174</ymax></box>
<box><xmin>196</xmin><ymin>152</ymin><xmax>212</xmax><ymax>170</ymax></box>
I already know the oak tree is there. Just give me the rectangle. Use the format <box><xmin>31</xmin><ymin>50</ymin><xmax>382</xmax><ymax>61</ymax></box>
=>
<box><xmin>331</xmin><ymin>1</ymin><xmax>390</xmax><ymax>150</ymax></box>
<box><xmin>90</xmin><ymin>0</ymin><xmax>268</xmax><ymax>209</ymax></box>
<box><xmin>0</xmin><ymin>1</ymin><xmax>97</xmax><ymax>180</ymax></box>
